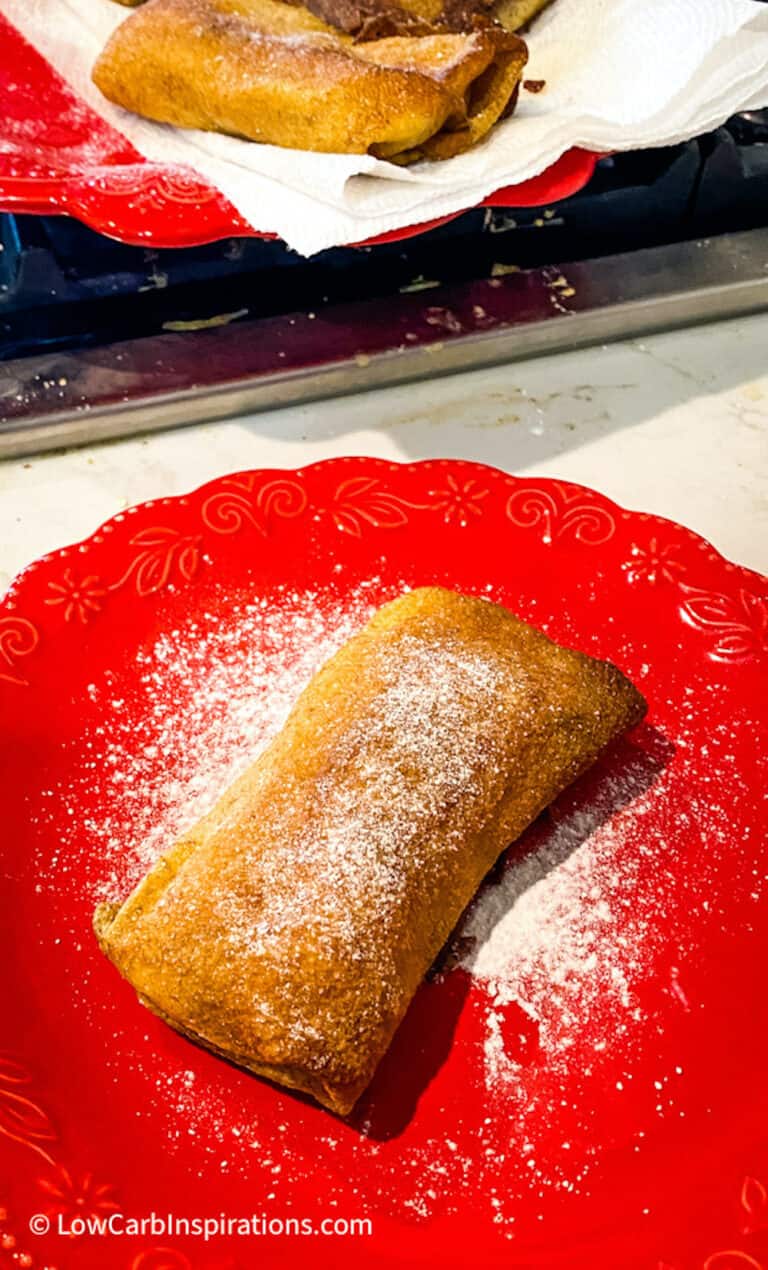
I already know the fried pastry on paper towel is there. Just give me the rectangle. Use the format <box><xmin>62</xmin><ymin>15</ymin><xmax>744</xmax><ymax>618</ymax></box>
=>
<box><xmin>93</xmin><ymin>0</ymin><xmax>527</xmax><ymax>161</ymax></box>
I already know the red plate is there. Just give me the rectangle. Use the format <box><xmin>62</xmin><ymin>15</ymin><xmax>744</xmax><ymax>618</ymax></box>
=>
<box><xmin>0</xmin><ymin>12</ymin><xmax>601</xmax><ymax>248</ymax></box>
<box><xmin>1</xmin><ymin>458</ymin><xmax>767</xmax><ymax>1270</ymax></box>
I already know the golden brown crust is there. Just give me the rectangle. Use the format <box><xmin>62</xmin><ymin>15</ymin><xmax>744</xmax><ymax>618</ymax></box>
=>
<box><xmin>94</xmin><ymin>588</ymin><xmax>645</xmax><ymax>1115</ymax></box>
<box><xmin>93</xmin><ymin>0</ymin><xmax>527</xmax><ymax>160</ymax></box>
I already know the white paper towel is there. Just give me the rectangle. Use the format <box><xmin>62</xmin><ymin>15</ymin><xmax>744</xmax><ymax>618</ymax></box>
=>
<box><xmin>2</xmin><ymin>0</ymin><xmax>768</xmax><ymax>254</ymax></box>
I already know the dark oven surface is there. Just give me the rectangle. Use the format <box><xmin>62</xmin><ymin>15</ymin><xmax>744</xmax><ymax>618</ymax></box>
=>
<box><xmin>1</xmin><ymin>114</ymin><xmax>767</xmax><ymax>455</ymax></box>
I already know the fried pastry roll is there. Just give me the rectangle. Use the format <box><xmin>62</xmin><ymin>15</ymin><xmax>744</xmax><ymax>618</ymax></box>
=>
<box><xmin>94</xmin><ymin>587</ymin><xmax>645</xmax><ymax>1115</ymax></box>
<box><xmin>93</xmin><ymin>0</ymin><xmax>527</xmax><ymax>161</ymax></box>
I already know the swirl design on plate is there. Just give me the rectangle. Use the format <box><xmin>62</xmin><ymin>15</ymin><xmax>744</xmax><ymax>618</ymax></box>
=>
<box><xmin>0</xmin><ymin>1054</ymin><xmax>57</xmax><ymax>1167</ymax></box>
<box><xmin>202</xmin><ymin>475</ymin><xmax>308</xmax><ymax>536</ymax></box>
<box><xmin>256</xmin><ymin>477</ymin><xmax>309</xmax><ymax>523</ymax></box>
<box><xmin>155</xmin><ymin>168</ymin><xmax>219</xmax><ymax>206</ymax></box>
<box><xmin>702</xmin><ymin>1253</ymin><xmax>764</xmax><ymax>1270</ymax></box>
<box><xmin>506</xmin><ymin>483</ymin><xmax>615</xmax><ymax>545</ymax></box>
<box><xmin>678</xmin><ymin>583</ymin><xmax>767</xmax><ymax>662</ymax></box>
<box><xmin>87</xmin><ymin>164</ymin><xmax>218</xmax><ymax>210</ymax></box>
<box><xmin>657</xmin><ymin>1170</ymin><xmax>768</xmax><ymax>1268</ymax></box>
<box><xmin>739</xmin><ymin>1175</ymin><xmax>768</xmax><ymax>1235</ymax></box>
<box><xmin>0</xmin><ymin>616</ymin><xmax>40</xmax><ymax>687</ymax></box>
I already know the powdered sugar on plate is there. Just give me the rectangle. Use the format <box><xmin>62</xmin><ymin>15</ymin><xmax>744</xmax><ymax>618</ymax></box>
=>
<box><xmin>80</xmin><ymin>582</ymin><xmax>383</xmax><ymax>902</ymax></box>
<box><xmin>461</xmin><ymin>761</ymin><xmax>660</xmax><ymax>1094</ymax></box>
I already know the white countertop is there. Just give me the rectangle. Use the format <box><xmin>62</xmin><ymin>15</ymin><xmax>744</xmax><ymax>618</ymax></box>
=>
<box><xmin>1</xmin><ymin>311</ymin><xmax>767</xmax><ymax>592</ymax></box>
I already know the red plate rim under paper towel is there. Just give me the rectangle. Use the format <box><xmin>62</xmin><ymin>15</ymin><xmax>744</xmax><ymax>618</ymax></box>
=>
<box><xmin>1</xmin><ymin>458</ymin><xmax>767</xmax><ymax>1270</ymax></box>
<box><xmin>0</xmin><ymin>12</ymin><xmax>601</xmax><ymax>249</ymax></box>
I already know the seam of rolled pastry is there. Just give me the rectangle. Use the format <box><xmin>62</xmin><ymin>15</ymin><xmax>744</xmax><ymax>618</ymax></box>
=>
<box><xmin>94</xmin><ymin>588</ymin><xmax>646</xmax><ymax>1116</ymax></box>
<box><xmin>93</xmin><ymin>0</ymin><xmax>527</xmax><ymax>161</ymax></box>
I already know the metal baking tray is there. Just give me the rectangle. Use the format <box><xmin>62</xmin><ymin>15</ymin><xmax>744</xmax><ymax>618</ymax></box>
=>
<box><xmin>1</xmin><ymin>228</ymin><xmax>766</xmax><ymax>458</ymax></box>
